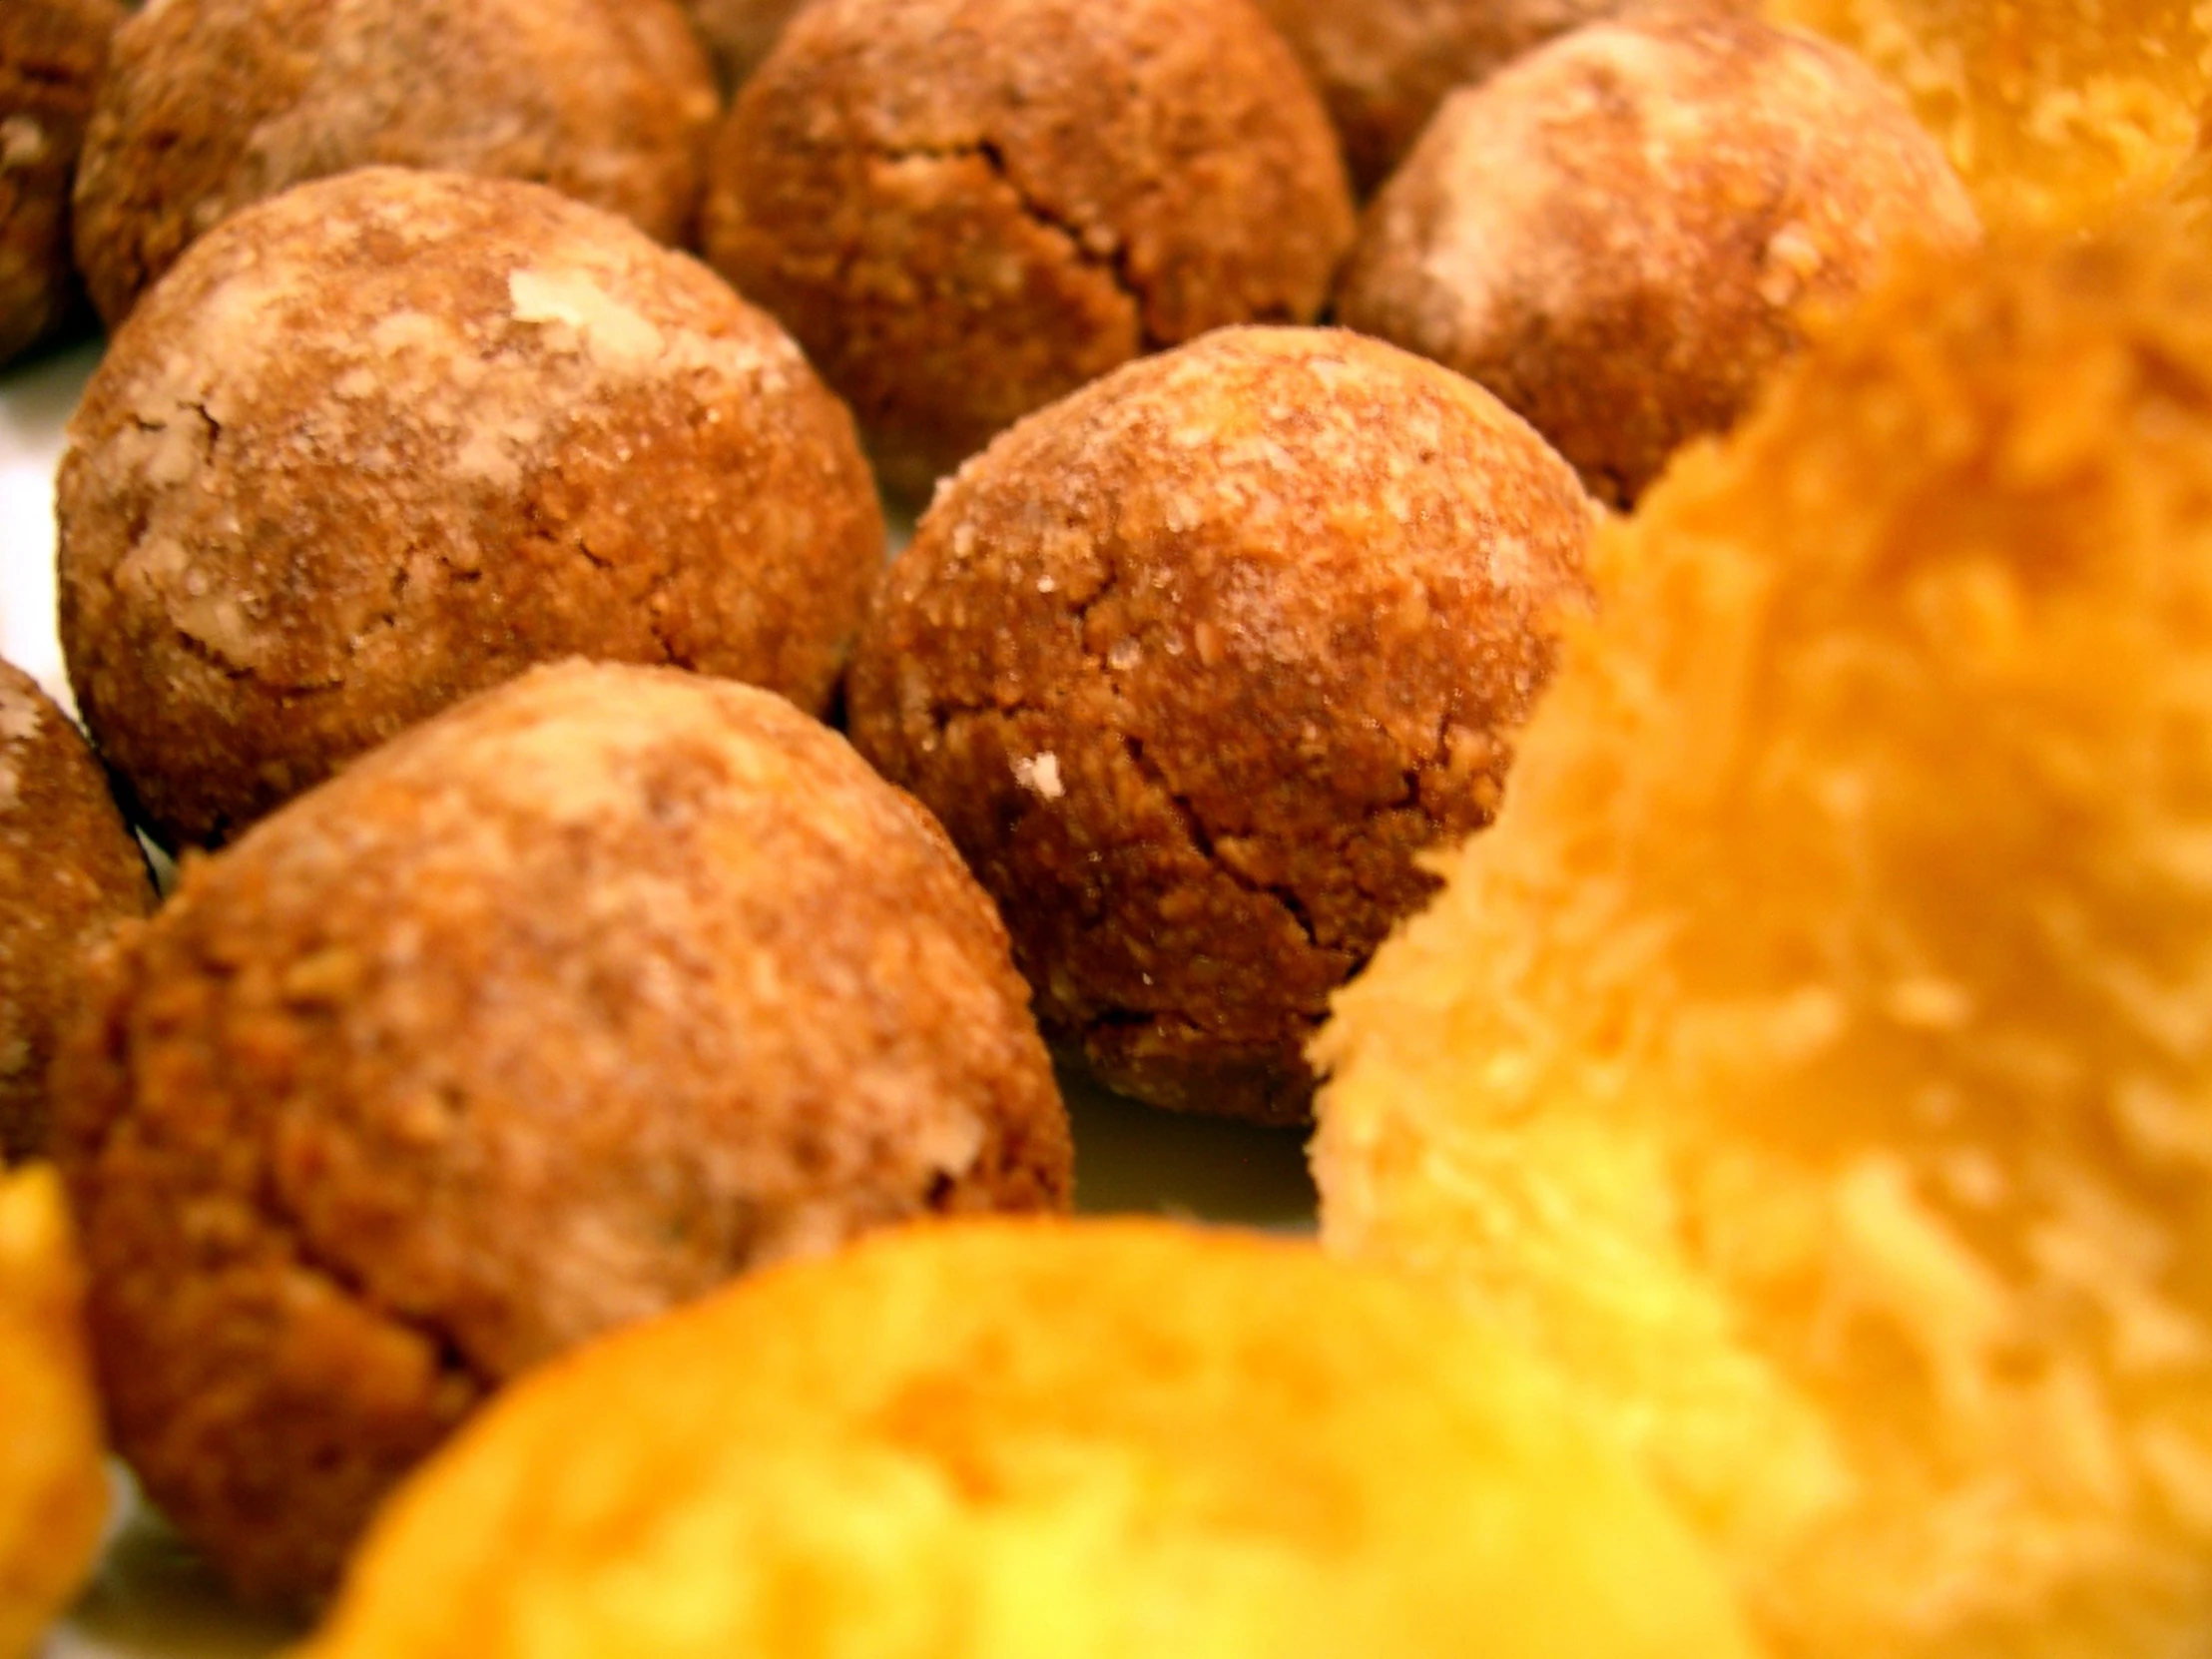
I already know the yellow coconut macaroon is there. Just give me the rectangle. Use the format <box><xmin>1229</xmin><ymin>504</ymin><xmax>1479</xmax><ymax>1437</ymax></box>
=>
<box><xmin>1765</xmin><ymin>0</ymin><xmax>2209</xmax><ymax>231</ymax></box>
<box><xmin>0</xmin><ymin>1165</ymin><xmax>107</xmax><ymax>1659</ymax></box>
<box><xmin>1314</xmin><ymin>222</ymin><xmax>2212</xmax><ymax>1659</ymax></box>
<box><xmin>296</xmin><ymin>1220</ymin><xmax>1754</xmax><ymax>1659</ymax></box>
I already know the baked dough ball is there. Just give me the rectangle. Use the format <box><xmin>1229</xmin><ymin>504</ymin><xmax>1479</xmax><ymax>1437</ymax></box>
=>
<box><xmin>299</xmin><ymin>1218</ymin><xmax>1757</xmax><ymax>1659</ymax></box>
<box><xmin>0</xmin><ymin>660</ymin><xmax>152</xmax><ymax>1163</ymax></box>
<box><xmin>679</xmin><ymin>0</ymin><xmax>809</xmax><ymax>92</ymax></box>
<box><xmin>1337</xmin><ymin>9</ymin><xmax>1979</xmax><ymax>507</ymax></box>
<box><xmin>847</xmin><ymin>328</ymin><xmax>1592</xmax><ymax>1124</ymax></box>
<box><xmin>59</xmin><ymin>166</ymin><xmax>883</xmax><ymax>850</ymax></box>
<box><xmin>1315</xmin><ymin>225</ymin><xmax>2212</xmax><ymax>1657</ymax></box>
<box><xmin>1765</xmin><ymin>0</ymin><xmax>2210</xmax><ymax>231</ymax></box>
<box><xmin>0</xmin><ymin>1166</ymin><xmax>107</xmax><ymax>1659</ymax></box>
<box><xmin>0</xmin><ymin>0</ymin><xmax>122</xmax><ymax>365</ymax></box>
<box><xmin>703</xmin><ymin>0</ymin><xmax>1355</xmax><ymax>500</ymax></box>
<box><xmin>71</xmin><ymin>0</ymin><xmax>717</xmax><ymax>327</ymax></box>
<box><xmin>52</xmin><ymin>661</ymin><xmax>1072</xmax><ymax>1604</ymax></box>
<box><xmin>1255</xmin><ymin>0</ymin><xmax>1735</xmax><ymax>195</ymax></box>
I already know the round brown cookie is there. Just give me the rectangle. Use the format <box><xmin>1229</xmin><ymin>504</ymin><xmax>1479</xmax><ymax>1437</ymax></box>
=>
<box><xmin>0</xmin><ymin>661</ymin><xmax>151</xmax><ymax>1163</ymax></box>
<box><xmin>1255</xmin><ymin>0</ymin><xmax>1713</xmax><ymax>195</ymax></box>
<box><xmin>846</xmin><ymin>327</ymin><xmax>1594</xmax><ymax>1124</ymax></box>
<box><xmin>52</xmin><ymin>660</ymin><xmax>1073</xmax><ymax>1605</ymax></box>
<box><xmin>702</xmin><ymin>0</ymin><xmax>1355</xmax><ymax>501</ymax></box>
<box><xmin>0</xmin><ymin>0</ymin><xmax>122</xmax><ymax>364</ymax></box>
<box><xmin>1335</xmin><ymin>8</ymin><xmax>1980</xmax><ymax>507</ymax></box>
<box><xmin>679</xmin><ymin>0</ymin><xmax>809</xmax><ymax>92</ymax></box>
<box><xmin>71</xmin><ymin>0</ymin><xmax>717</xmax><ymax>327</ymax></box>
<box><xmin>58</xmin><ymin>167</ymin><xmax>883</xmax><ymax>850</ymax></box>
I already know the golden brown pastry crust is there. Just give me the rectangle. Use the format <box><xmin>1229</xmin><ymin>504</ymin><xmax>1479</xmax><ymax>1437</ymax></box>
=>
<box><xmin>52</xmin><ymin>661</ymin><xmax>1071</xmax><ymax>1606</ymax></box>
<box><xmin>71</xmin><ymin>0</ymin><xmax>718</xmax><ymax>326</ymax></box>
<box><xmin>701</xmin><ymin>0</ymin><xmax>1355</xmax><ymax>500</ymax></box>
<box><xmin>297</xmin><ymin>1219</ymin><xmax>1761</xmax><ymax>1659</ymax></box>
<box><xmin>0</xmin><ymin>0</ymin><xmax>121</xmax><ymax>364</ymax></box>
<box><xmin>59</xmin><ymin>167</ymin><xmax>884</xmax><ymax>850</ymax></box>
<box><xmin>0</xmin><ymin>1166</ymin><xmax>109</xmax><ymax>1658</ymax></box>
<box><xmin>1336</xmin><ymin>9</ymin><xmax>1979</xmax><ymax>507</ymax></box>
<box><xmin>0</xmin><ymin>661</ymin><xmax>151</xmax><ymax>1163</ymax></box>
<box><xmin>847</xmin><ymin>327</ymin><xmax>1592</xmax><ymax>1123</ymax></box>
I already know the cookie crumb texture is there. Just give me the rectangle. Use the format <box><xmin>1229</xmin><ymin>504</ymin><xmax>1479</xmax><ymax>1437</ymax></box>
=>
<box><xmin>1256</xmin><ymin>0</ymin><xmax>1716</xmax><ymax>195</ymax></box>
<box><xmin>1766</xmin><ymin>0</ymin><xmax>2210</xmax><ymax>231</ymax></box>
<box><xmin>848</xmin><ymin>328</ymin><xmax>1592</xmax><ymax>1124</ymax></box>
<box><xmin>301</xmin><ymin>1220</ymin><xmax>1759</xmax><ymax>1659</ymax></box>
<box><xmin>1337</xmin><ymin>9</ymin><xmax>1979</xmax><ymax>507</ymax></box>
<box><xmin>1316</xmin><ymin>227</ymin><xmax>2212</xmax><ymax>1657</ymax></box>
<box><xmin>703</xmin><ymin>0</ymin><xmax>1354</xmax><ymax>500</ymax></box>
<box><xmin>70</xmin><ymin>0</ymin><xmax>718</xmax><ymax>327</ymax></box>
<box><xmin>0</xmin><ymin>0</ymin><xmax>121</xmax><ymax>365</ymax></box>
<box><xmin>0</xmin><ymin>661</ymin><xmax>152</xmax><ymax>1163</ymax></box>
<box><xmin>0</xmin><ymin>1166</ymin><xmax>108</xmax><ymax>1659</ymax></box>
<box><xmin>53</xmin><ymin>661</ymin><xmax>1072</xmax><ymax>1605</ymax></box>
<box><xmin>58</xmin><ymin>167</ymin><xmax>884</xmax><ymax>850</ymax></box>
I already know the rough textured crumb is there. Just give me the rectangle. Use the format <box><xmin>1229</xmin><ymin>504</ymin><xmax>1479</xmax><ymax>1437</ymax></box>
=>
<box><xmin>1336</xmin><ymin>8</ymin><xmax>1979</xmax><ymax>507</ymax></box>
<box><xmin>299</xmin><ymin>1219</ymin><xmax>1758</xmax><ymax>1659</ymax></box>
<box><xmin>58</xmin><ymin>167</ymin><xmax>884</xmax><ymax>850</ymax></box>
<box><xmin>848</xmin><ymin>327</ymin><xmax>1593</xmax><ymax>1124</ymax></box>
<box><xmin>1316</xmin><ymin>224</ymin><xmax>2212</xmax><ymax>1657</ymax></box>
<box><xmin>0</xmin><ymin>0</ymin><xmax>121</xmax><ymax>364</ymax></box>
<box><xmin>1764</xmin><ymin>0</ymin><xmax>2211</xmax><ymax>231</ymax></box>
<box><xmin>71</xmin><ymin>0</ymin><xmax>719</xmax><ymax>327</ymax></box>
<box><xmin>0</xmin><ymin>660</ymin><xmax>151</xmax><ymax>1163</ymax></box>
<box><xmin>52</xmin><ymin>661</ymin><xmax>1072</xmax><ymax>1605</ymax></box>
<box><xmin>0</xmin><ymin>1166</ymin><xmax>108</xmax><ymax>1659</ymax></box>
<box><xmin>702</xmin><ymin>0</ymin><xmax>1355</xmax><ymax>500</ymax></box>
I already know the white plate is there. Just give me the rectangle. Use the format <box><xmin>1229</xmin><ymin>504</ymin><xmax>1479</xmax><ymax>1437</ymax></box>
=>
<box><xmin>2</xmin><ymin>339</ymin><xmax>1320</xmax><ymax>1658</ymax></box>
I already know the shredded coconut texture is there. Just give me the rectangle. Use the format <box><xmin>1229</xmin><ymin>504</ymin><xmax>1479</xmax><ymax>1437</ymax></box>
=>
<box><xmin>1315</xmin><ymin>224</ymin><xmax>2212</xmax><ymax>1657</ymax></box>
<box><xmin>1765</xmin><ymin>0</ymin><xmax>2212</xmax><ymax>230</ymax></box>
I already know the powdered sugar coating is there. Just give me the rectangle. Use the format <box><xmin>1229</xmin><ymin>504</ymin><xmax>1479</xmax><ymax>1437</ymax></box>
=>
<box><xmin>71</xmin><ymin>0</ymin><xmax>718</xmax><ymax>326</ymax></box>
<box><xmin>59</xmin><ymin>168</ymin><xmax>882</xmax><ymax>847</ymax></box>
<box><xmin>848</xmin><ymin>327</ymin><xmax>1594</xmax><ymax>1122</ymax></box>
<box><xmin>1337</xmin><ymin>9</ymin><xmax>1980</xmax><ymax>506</ymax></box>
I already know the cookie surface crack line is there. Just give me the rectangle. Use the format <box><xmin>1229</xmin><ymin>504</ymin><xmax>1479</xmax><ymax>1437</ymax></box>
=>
<box><xmin>870</xmin><ymin>137</ymin><xmax>1159</xmax><ymax>348</ymax></box>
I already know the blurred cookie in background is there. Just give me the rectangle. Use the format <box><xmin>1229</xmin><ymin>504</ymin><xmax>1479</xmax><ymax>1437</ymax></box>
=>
<box><xmin>0</xmin><ymin>0</ymin><xmax>123</xmax><ymax>365</ymax></box>
<box><xmin>703</xmin><ymin>0</ymin><xmax>1353</xmax><ymax>500</ymax></box>
<box><xmin>71</xmin><ymin>0</ymin><xmax>717</xmax><ymax>326</ymax></box>
<box><xmin>1337</xmin><ymin>8</ymin><xmax>1979</xmax><ymax>507</ymax></box>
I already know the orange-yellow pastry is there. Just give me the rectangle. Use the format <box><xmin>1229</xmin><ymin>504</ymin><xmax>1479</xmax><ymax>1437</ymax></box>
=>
<box><xmin>1764</xmin><ymin>0</ymin><xmax>2210</xmax><ymax>229</ymax></box>
<box><xmin>0</xmin><ymin>1166</ymin><xmax>107</xmax><ymax>1659</ymax></box>
<box><xmin>1316</xmin><ymin>223</ymin><xmax>2212</xmax><ymax>1657</ymax></box>
<box><xmin>298</xmin><ymin>1220</ymin><xmax>1755</xmax><ymax>1659</ymax></box>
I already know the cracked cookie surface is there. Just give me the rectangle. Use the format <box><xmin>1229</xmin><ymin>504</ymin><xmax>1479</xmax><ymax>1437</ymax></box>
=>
<box><xmin>70</xmin><ymin>0</ymin><xmax>718</xmax><ymax>328</ymax></box>
<box><xmin>0</xmin><ymin>661</ymin><xmax>151</xmax><ymax>1162</ymax></box>
<box><xmin>0</xmin><ymin>0</ymin><xmax>122</xmax><ymax>365</ymax></box>
<box><xmin>58</xmin><ymin>167</ymin><xmax>884</xmax><ymax>849</ymax></box>
<box><xmin>701</xmin><ymin>0</ymin><xmax>1354</xmax><ymax>500</ymax></box>
<box><xmin>51</xmin><ymin>661</ymin><xmax>1072</xmax><ymax>1605</ymax></box>
<box><xmin>847</xmin><ymin>328</ymin><xmax>1594</xmax><ymax>1124</ymax></box>
<box><xmin>1336</xmin><ymin>9</ymin><xmax>1980</xmax><ymax>508</ymax></box>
